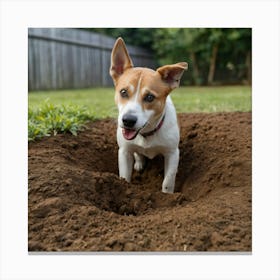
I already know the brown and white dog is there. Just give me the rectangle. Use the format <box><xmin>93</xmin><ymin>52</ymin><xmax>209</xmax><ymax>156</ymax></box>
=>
<box><xmin>110</xmin><ymin>37</ymin><xmax>187</xmax><ymax>193</ymax></box>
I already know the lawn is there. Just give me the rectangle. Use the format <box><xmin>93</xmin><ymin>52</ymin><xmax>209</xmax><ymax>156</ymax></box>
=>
<box><xmin>28</xmin><ymin>86</ymin><xmax>251</xmax><ymax>140</ymax></box>
<box><xmin>28</xmin><ymin>86</ymin><xmax>251</xmax><ymax>118</ymax></box>
<box><xmin>172</xmin><ymin>86</ymin><xmax>251</xmax><ymax>113</ymax></box>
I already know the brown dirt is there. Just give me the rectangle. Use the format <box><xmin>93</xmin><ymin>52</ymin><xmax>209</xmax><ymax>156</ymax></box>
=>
<box><xmin>28</xmin><ymin>112</ymin><xmax>252</xmax><ymax>252</ymax></box>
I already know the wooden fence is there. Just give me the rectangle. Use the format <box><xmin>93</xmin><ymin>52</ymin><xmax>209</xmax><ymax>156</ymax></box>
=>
<box><xmin>28</xmin><ymin>28</ymin><xmax>156</xmax><ymax>91</ymax></box>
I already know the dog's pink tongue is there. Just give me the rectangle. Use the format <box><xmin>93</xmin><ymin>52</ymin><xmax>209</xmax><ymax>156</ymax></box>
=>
<box><xmin>122</xmin><ymin>128</ymin><xmax>138</xmax><ymax>140</ymax></box>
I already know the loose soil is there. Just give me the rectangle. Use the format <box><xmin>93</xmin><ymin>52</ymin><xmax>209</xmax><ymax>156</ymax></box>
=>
<box><xmin>28</xmin><ymin>112</ymin><xmax>252</xmax><ymax>252</ymax></box>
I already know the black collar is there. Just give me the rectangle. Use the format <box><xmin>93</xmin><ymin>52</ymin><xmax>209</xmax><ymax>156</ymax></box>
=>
<box><xmin>140</xmin><ymin>114</ymin><xmax>165</xmax><ymax>138</ymax></box>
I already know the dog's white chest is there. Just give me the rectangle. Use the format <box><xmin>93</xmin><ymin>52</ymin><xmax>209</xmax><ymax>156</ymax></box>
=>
<box><xmin>130</xmin><ymin>138</ymin><xmax>165</xmax><ymax>159</ymax></box>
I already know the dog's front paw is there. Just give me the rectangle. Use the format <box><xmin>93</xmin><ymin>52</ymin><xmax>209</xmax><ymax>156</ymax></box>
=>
<box><xmin>133</xmin><ymin>153</ymin><xmax>145</xmax><ymax>172</ymax></box>
<box><xmin>134</xmin><ymin>161</ymin><xmax>144</xmax><ymax>172</ymax></box>
<box><xmin>162</xmin><ymin>186</ymin><xmax>175</xmax><ymax>194</ymax></box>
<box><xmin>162</xmin><ymin>174</ymin><xmax>176</xmax><ymax>193</ymax></box>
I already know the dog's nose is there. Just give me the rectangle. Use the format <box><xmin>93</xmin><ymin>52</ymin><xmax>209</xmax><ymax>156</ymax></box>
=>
<box><xmin>122</xmin><ymin>114</ymin><xmax>137</xmax><ymax>128</ymax></box>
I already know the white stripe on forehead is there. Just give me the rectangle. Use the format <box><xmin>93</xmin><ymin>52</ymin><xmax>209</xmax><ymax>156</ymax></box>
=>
<box><xmin>122</xmin><ymin>76</ymin><xmax>143</xmax><ymax>114</ymax></box>
<box><xmin>136</xmin><ymin>76</ymin><xmax>142</xmax><ymax>98</ymax></box>
<box><xmin>130</xmin><ymin>75</ymin><xmax>142</xmax><ymax>102</ymax></box>
<box><xmin>128</xmin><ymin>84</ymin><xmax>134</xmax><ymax>93</ymax></box>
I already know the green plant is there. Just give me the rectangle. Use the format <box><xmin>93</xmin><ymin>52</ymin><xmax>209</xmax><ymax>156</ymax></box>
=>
<box><xmin>28</xmin><ymin>102</ymin><xmax>94</xmax><ymax>141</ymax></box>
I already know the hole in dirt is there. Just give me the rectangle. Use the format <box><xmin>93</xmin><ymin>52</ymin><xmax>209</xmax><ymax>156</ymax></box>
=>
<box><xmin>29</xmin><ymin>113</ymin><xmax>252</xmax><ymax>216</ymax></box>
<box><xmin>66</xmin><ymin>171</ymin><xmax>187</xmax><ymax>216</ymax></box>
<box><xmin>56</xmin><ymin>119</ymin><xmax>210</xmax><ymax>208</ymax></box>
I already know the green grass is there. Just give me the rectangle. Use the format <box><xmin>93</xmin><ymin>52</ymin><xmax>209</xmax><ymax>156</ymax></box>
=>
<box><xmin>172</xmin><ymin>86</ymin><xmax>251</xmax><ymax>113</ymax></box>
<box><xmin>28</xmin><ymin>86</ymin><xmax>251</xmax><ymax>140</ymax></box>
<box><xmin>28</xmin><ymin>86</ymin><xmax>251</xmax><ymax>117</ymax></box>
<box><xmin>29</xmin><ymin>88</ymin><xmax>118</xmax><ymax>119</ymax></box>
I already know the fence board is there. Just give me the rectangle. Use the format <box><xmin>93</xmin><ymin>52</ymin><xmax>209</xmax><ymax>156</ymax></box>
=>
<box><xmin>28</xmin><ymin>28</ymin><xmax>156</xmax><ymax>91</ymax></box>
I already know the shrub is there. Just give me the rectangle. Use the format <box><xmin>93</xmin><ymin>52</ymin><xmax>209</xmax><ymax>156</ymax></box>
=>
<box><xmin>28</xmin><ymin>102</ymin><xmax>94</xmax><ymax>141</ymax></box>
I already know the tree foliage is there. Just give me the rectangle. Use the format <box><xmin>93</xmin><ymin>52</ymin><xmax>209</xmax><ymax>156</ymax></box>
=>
<box><xmin>88</xmin><ymin>28</ymin><xmax>251</xmax><ymax>85</ymax></box>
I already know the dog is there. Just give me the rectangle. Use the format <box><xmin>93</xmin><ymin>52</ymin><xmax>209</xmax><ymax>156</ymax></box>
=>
<box><xmin>110</xmin><ymin>37</ymin><xmax>187</xmax><ymax>193</ymax></box>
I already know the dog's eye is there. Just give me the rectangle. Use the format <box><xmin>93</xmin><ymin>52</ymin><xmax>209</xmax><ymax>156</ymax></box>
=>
<box><xmin>144</xmin><ymin>93</ymin><xmax>155</xmax><ymax>103</ymax></box>
<box><xmin>120</xmin><ymin>89</ymin><xmax>129</xmax><ymax>98</ymax></box>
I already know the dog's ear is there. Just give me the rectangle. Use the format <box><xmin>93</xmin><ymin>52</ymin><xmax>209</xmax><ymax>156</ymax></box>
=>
<box><xmin>110</xmin><ymin>37</ymin><xmax>133</xmax><ymax>83</ymax></box>
<box><xmin>157</xmin><ymin>62</ymin><xmax>188</xmax><ymax>89</ymax></box>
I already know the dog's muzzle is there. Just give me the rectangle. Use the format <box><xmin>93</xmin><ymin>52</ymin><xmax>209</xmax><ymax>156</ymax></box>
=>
<box><xmin>121</xmin><ymin>113</ymin><xmax>142</xmax><ymax>141</ymax></box>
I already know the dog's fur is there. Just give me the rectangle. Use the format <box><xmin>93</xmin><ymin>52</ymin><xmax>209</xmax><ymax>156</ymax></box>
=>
<box><xmin>110</xmin><ymin>38</ymin><xmax>187</xmax><ymax>193</ymax></box>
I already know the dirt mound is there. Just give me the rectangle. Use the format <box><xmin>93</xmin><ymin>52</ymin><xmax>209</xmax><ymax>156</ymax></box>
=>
<box><xmin>28</xmin><ymin>112</ymin><xmax>251</xmax><ymax>252</ymax></box>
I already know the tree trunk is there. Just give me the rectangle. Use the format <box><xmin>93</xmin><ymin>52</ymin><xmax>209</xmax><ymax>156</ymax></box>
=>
<box><xmin>207</xmin><ymin>44</ymin><xmax>219</xmax><ymax>85</ymax></box>
<box><xmin>190</xmin><ymin>51</ymin><xmax>201</xmax><ymax>85</ymax></box>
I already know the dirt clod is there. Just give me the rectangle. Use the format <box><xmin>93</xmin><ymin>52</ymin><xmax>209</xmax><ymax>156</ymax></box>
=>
<box><xmin>28</xmin><ymin>112</ymin><xmax>251</xmax><ymax>251</ymax></box>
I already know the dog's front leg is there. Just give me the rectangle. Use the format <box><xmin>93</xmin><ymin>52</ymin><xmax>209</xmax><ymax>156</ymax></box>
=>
<box><xmin>162</xmin><ymin>148</ymin><xmax>179</xmax><ymax>193</ymax></box>
<box><xmin>118</xmin><ymin>147</ymin><xmax>134</xmax><ymax>182</ymax></box>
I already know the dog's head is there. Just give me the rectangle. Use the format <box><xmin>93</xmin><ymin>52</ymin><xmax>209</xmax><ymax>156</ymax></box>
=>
<box><xmin>110</xmin><ymin>37</ymin><xmax>187</xmax><ymax>140</ymax></box>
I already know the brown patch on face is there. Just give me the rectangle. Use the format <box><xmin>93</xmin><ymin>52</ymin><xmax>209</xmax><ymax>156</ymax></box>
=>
<box><xmin>114</xmin><ymin>67</ymin><xmax>173</xmax><ymax>118</ymax></box>
<box><xmin>114</xmin><ymin>68</ymin><xmax>142</xmax><ymax>106</ymax></box>
<box><xmin>137</xmin><ymin>69</ymin><xmax>171</xmax><ymax>118</ymax></box>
